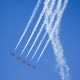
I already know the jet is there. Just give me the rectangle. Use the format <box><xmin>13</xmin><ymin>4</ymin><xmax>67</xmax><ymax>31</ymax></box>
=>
<box><xmin>10</xmin><ymin>53</ymin><xmax>14</xmax><ymax>56</ymax></box>
<box><xmin>32</xmin><ymin>66</ymin><xmax>36</xmax><ymax>69</ymax></box>
<box><xmin>22</xmin><ymin>60</ymin><xmax>25</xmax><ymax>63</ymax></box>
<box><xmin>17</xmin><ymin>57</ymin><xmax>20</xmax><ymax>60</ymax></box>
<box><xmin>27</xmin><ymin>63</ymin><xmax>30</xmax><ymax>66</ymax></box>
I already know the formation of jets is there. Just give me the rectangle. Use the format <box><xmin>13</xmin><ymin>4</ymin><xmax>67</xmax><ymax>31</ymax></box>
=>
<box><xmin>10</xmin><ymin>53</ymin><xmax>36</xmax><ymax>70</ymax></box>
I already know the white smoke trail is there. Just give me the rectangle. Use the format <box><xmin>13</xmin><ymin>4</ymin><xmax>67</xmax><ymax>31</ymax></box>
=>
<box><xmin>31</xmin><ymin>31</ymin><xmax>46</xmax><ymax>61</ymax></box>
<box><xmin>51</xmin><ymin>27</ymin><xmax>70</xmax><ymax>80</ymax></box>
<box><xmin>14</xmin><ymin>0</ymin><xmax>41</xmax><ymax>51</ymax></box>
<box><xmin>31</xmin><ymin>0</ymin><xmax>61</xmax><ymax>61</ymax></box>
<box><xmin>37</xmin><ymin>0</ymin><xmax>70</xmax><ymax>80</ymax></box>
<box><xmin>26</xmin><ymin>0</ymin><xmax>55</xmax><ymax>58</ymax></box>
<box><xmin>20</xmin><ymin>0</ymin><xmax>50</xmax><ymax>56</ymax></box>
<box><xmin>50</xmin><ymin>1</ymin><xmax>70</xmax><ymax>80</ymax></box>
<box><xmin>36</xmin><ymin>0</ymin><xmax>63</xmax><ymax>63</ymax></box>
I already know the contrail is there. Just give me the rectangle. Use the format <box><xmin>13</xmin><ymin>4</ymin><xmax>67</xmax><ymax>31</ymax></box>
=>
<box><xmin>14</xmin><ymin>0</ymin><xmax>41</xmax><ymax>51</ymax></box>
<box><xmin>36</xmin><ymin>0</ymin><xmax>62</xmax><ymax>63</ymax></box>
<box><xmin>50</xmin><ymin>27</ymin><xmax>70</xmax><ymax>80</ymax></box>
<box><xmin>50</xmin><ymin>1</ymin><xmax>70</xmax><ymax>80</ymax></box>
<box><xmin>37</xmin><ymin>0</ymin><xmax>70</xmax><ymax>80</ymax></box>
<box><xmin>20</xmin><ymin>0</ymin><xmax>50</xmax><ymax>56</ymax></box>
<box><xmin>31</xmin><ymin>0</ymin><xmax>61</xmax><ymax>61</ymax></box>
<box><xmin>26</xmin><ymin>0</ymin><xmax>55</xmax><ymax>58</ymax></box>
<box><xmin>31</xmin><ymin>31</ymin><xmax>47</xmax><ymax>61</ymax></box>
<box><xmin>36</xmin><ymin>0</ymin><xmax>67</xmax><ymax>63</ymax></box>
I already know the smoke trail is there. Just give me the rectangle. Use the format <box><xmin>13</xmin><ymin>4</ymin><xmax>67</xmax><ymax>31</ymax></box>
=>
<box><xmin>36</xmin><ymin>0</ymin><xmax>67</xmax><ymax>63</ymax></box>
<box><xmin>14</xmin><ymin>0</ymin><xmax>41</xmax><ymax>51</ymax></box>
<box><xmin>31</xmin><ymin>0</ymin><xmax>61</xmax><ymax>61</ymax></box>
<box><xmin>31</xmin><ymin>31</ymin><xmax>47</xmax><ymax>61</ymax></box>
<box><xmin>36</xmin><ymin>0</ymin><xmax>62</xmax><ymax>63</ymax></box>
<box><xmin>50</xmin><ymin>1</ymin><xmax>70</xmax><ymax>80</ymax></box>
<box><xmin>51</xmin><ymin>26</ymin><xmax>70</xmax><ymax>80</ymax></box>
<box><xmin>26</xmin><ymin>0</ymin><xmax>55</xmax><ymax>58</ymax></box>
<box><xmin>37</xmin><ymin>0</ymin><xmax>70</xmax><ymax>80</ymax></box>
<box><xmin>20</xmin><ymin>0</ymin><xmax>50</xmax><ymax>56</ymax></box>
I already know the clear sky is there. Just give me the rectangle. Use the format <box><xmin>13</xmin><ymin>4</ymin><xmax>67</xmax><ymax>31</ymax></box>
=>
<box><xmin>0</xmin><ymin>0</ymin><xmax>80</xmax><ymax>80</ymax></box>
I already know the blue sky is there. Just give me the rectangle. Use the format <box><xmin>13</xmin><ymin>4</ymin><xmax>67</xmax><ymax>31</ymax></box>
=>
<box><xmin>0</xmin><ymin>0</ymin><xmax>80</xmax><ymax>80</ymax></box>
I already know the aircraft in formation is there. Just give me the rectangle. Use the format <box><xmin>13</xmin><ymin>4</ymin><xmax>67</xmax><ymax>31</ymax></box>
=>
<box><xmin>10</xmin><ymin>53</ymin><xmax>14</xmax><ymax>56</ymax></box>
<box><xmin>22</xmin><ymin>60</ymin><xmax>25</xmax><ymax>63</ymax></box>
<box><xmin>17</xmin><ymin>57</ymin><xmax>20</xmax><ymax>60</ymax></box>
<box><xmin>32</xmin><ymin>66</ymin><xmax>36</xmax><ymax>69</ymax></box>
<box><xmin>10</xmin><ymin>53</ymin><xmax>36</xmax><ymax>69</ymax></box>
<box><xmin>27</xmin><ymin>63</ymin><xmax>30</xmax><ymax>66</ymax></box>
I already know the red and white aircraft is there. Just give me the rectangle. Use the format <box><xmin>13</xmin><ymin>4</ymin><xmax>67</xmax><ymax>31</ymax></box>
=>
<box><xmin>27</xmin><ymin>63</ymin><xmax>30</xmax><ymax>66</ymax></box>
<box><xmin>32</xmin><ymin>66</ymin><xmax>36</xmax><ymax>69</ymax></box>
<box><xmin>22</xmin><ymin>60</ymin><xmax>25</xmax><ymax>63</ymax></box>
<box><xmin>10</xmin><ymin>53</ymin><xmax>14</xmax><ymax>56</ymax></box>
<box><xmin>17</xmin><ymin>57</ymin><xmax>20</xmax><ymax>60</ymax></box>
